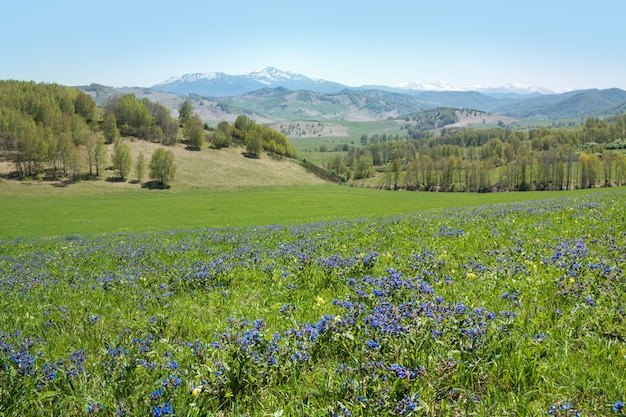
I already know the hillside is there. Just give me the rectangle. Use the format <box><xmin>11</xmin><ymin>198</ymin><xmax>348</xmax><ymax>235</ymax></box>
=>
<box><xmin>81</xmin><ymin>83</ymin><xmax>626</xmax><ymax>125</ymax></box>
<box><xmin>0</xmin><ymin>140</ymin><xmax>327</xmax><ymax>194</ymax></box>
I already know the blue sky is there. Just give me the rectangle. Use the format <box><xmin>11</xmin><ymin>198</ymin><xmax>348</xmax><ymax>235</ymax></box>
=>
<box><xmin>2</xmin><ymin>0</ymin><xmax>625</xmax><ymax>91</ymax></box>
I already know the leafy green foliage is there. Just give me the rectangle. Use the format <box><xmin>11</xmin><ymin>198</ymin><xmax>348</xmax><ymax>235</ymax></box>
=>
<box><xmin>212</xmin><ymin>115</ymin><xmax>297</xmax><ymax>158</ymax></box>
<box><xmin>403</xmin><ymin>107</ymin><xmax>459</xmax><ymax>131</ymax></box>
<box><xmin>0</xmin><ymin>81</ymin><xmax>94</xmax><ymax>178</ymax></box>
<box><xmin>105</xmin><ymin>94</ymin><xmax>178</xmax><ymax>144</ymax></box>
<box><xmin>178</xmin><ymin>99</ymin><xmax>193</xmax><ymax>126</ymax></box>
<box><xmin>149</xmin><ymin>147</ymin><xmax>176</xmax><ymax>186</ymax></box>
<box><xmin>183</xmin><ymin>115</ymin><xmax>205</xmax><ymax>150</ymax></box>
<box><xmin>332</xmin><ymin>115</ymin><xmax>626</xmax><ymax>191</ymax></box>
<box><xmin>112</xmin><ymin>141</ymin><xmax>132</xmax><ymax>180</ymax></box>
<box><xmin>135</xmin><ymin>151</ymin><xmax>146</xmax><ymax>182</ymax></box>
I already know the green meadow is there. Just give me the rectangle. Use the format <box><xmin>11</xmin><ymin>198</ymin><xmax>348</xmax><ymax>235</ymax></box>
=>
<box><xmin>0</xmin><ymin>186</ymin><xmax>625</xmax><ymax>416</ymax></box>
<box><xmin>1</xmin><ymin>182</ymin><xmax>621</xmax><ymax>239</ymax></box>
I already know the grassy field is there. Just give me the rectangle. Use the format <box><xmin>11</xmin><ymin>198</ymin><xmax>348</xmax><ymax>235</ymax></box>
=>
<box><xmin>1</xmin><ymin>179</ymin><xmax>622</xmax><ymax>240</ymax></box>
<box><xmin>0</xmin><ymin>189</ymin><xmax>624</xmax><ymax>416</ymax></box>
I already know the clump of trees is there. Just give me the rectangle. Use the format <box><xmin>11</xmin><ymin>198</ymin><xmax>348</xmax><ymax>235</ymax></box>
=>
<box><xmin>0</xmin><ymin>81</ymin><xmax>180</xmax><ymax>187</ymax></box>
<box><xmin>105</xmin><ymin>94</ymin><xmax>178</xmax><ymax>145</ymax></box>
<box><xmin>323</xmin><ymin>114</ymin><xmax>626</xmax><ymax>191</ymax></box>
<box><xmin>0</xmin><ymin>81</ymin><xmax>97</xmax><ymax>179</ymax></box>
<box><xmin>208</xmin><ymin>115</ymin><xmax>297</xmax><ymax>158</ymax></box>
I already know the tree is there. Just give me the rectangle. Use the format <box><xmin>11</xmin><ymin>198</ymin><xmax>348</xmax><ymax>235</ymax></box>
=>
<box><xmin>245</xmin><ymin>130</ymin><xmax>262</xmax><ymax>158</ymax></box>
<box><xmin>615</xmin><ymin>154</ymin><xmax>626</xmax><ymax>186</ymax></box>
<box><xmin>149</xmin><ymin>148</ymin><xmax>176</xmax><ymax>186</ymax></box>
<box><xmin>74</xmin><ymin>91</ymin><xmax>96</xmax><ymax>123</ymax></box>
<box><xmin>135</xmin><ymin>151</ymin><xmax>146</xmax><ymax>182</ymax></box>
<box><xmin>353</xmin><ymin>156</ymin><xmax>375</xmax><ymax>180</ymax></box>
<box><xmin>211</xmin><ymin>121</ymin><xmax>232</xmax><ymax>149</ymax></box>
<box><xmin>67</xmin><ymin>145</ymin><xmax>81</xmax><ymax>183</ymax></box>
<box><xmin>184</xmin><ymin>115</ymin><xmax>205</xmax><ymax>150</ymax></box>
<box><xmin>391</xmin><ymin>158</ymin><xmax>402</xmax><ymax>189</ymax></box>
<box><xmin>112</xmin><ymin>142</ymin><xmax>132</xmax><ymax>180</ymax></box>
<box><xmin>71</xmin><ymin>114</ymin><xmax>89</xmax><ymax>146</ymax></box>
<box><xmin>94</xmin><ymin>134</ymin><xmax>107</xmax><ymax>177</ymax></box>
<box><xmin>103</xmin><ymin>112</ymin><xmax>119</xmax><ymax>144</ymax></box>
<box><xmin>85</xmin><ymin>132</ymin><xmax>97</xmax><ymax>176</ymax></box>
<box><xmin>178</xmin><ymin>100</ymin><xmax>193</xmax><ymax>126</ymax></box>
<box><xmin>580</xmin><ymin>152</ymin><xmax>600</xmax><ymax>188</ymax></box>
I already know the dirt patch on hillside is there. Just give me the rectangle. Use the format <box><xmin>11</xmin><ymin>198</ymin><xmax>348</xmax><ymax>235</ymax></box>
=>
<box><xmin>269</xmin><ymin>121</ymin><xmax>348</xmax><ymax>138</ymax></box>
<box><xmin>447</xmin><ymin>110</ymin><xmax>517</xmax><ymax>128</ymax></box>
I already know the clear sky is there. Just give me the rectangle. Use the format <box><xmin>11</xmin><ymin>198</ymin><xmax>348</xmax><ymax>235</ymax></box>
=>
<box><xmin>2</xmin><ymin>0</ymin><xmax>624</xmax><ymax>91</ymax></box>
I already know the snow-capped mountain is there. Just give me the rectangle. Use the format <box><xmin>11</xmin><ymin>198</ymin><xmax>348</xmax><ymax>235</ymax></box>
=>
<box><xmin>152</xmin><ymin>67</ymin><xmax>347</xmax><ymax>97</ymax></box>
<box><xmin>474</xmin><ymin>83</ymin><xmax>555</xmax><ymax>98</ymax></box>
<box><xmin>151</xmin><ymin>66</ymin><xmax>559</xmax><ymax>100</ymax></box>
<box><xmin>393</xmin><ymin>81</ymin><xmax>555</xmax><ymax>98</ymax></box>
<box><xmin>395</xmin><ymin>80</ymin><xmax>463</xmax><ymax>92</ymax></box>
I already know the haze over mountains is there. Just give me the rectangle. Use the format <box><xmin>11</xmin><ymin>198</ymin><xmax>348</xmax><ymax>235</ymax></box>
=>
<box><xmin>81</xmin><ymin>67</ymin><xmax>626</xmax><ymax>123</ymax></box>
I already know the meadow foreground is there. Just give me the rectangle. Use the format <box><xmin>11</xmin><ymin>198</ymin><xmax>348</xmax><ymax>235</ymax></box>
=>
<box><xmin>0</xmin><ymin>190</ymin><xmax>625</xmax><ymax>416</ymax></box>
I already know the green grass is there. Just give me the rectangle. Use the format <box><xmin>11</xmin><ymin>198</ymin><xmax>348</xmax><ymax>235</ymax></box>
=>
<box><xmin>1</xmin><ymin>182</ymin><xmax>622</xmax><ymax>239</ymax></box>
<box><xmin>0</xmin><ymin>190</ymin><xmax>624</xmax><ymax>416</ymax></box>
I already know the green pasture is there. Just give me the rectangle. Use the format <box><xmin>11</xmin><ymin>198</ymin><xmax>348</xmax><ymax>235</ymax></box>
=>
<box><xmin>1</xmin><ymin>183</ymin><xmax>622</xmax><ymax>240</ymax></box>
<box><xmin>0</xmin><ymin>189</ymin><xmax>625</xmax><ymax>416</ymax></box>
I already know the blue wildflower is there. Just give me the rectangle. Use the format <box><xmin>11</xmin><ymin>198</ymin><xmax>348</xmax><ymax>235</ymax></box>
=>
<box><xmin>365</xmin><ymin>339</ymin><xmax>379</xmax><ymax>349</ymax></box>
<box><xmin>153</xmin><ymin>402</ymin><xmax>173</xmax><ymax>417</ymax></box>
<box><xmin>87</xmin><ymin>402</ymin><xmax>101</xmax><ymax>413</ymax></box>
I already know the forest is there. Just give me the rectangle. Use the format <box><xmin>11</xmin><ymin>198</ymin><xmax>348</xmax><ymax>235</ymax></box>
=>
<box><xmin>325</xmin><ymin>114</ymin><xmax>626</xmax><ymax>191</ymax></box>
<box><xmin>0</xmin><ymin>81</ymin><xmax>296</xmax><ymax>183</ymax></box>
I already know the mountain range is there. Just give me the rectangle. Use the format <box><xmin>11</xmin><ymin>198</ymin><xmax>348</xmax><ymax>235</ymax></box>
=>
<box><xmin>81</xmin><ymin>67</ymin><xmax>626</xmax><ymax>123</ymax></box>
<box><xmin>151</xmin><ymin>67</ymin><xmax>556</xmax><ymax>99</ymax></box>
<box><xmin>152</xmin><ymin>67</ymin><xmax>347</xmax><ymax>97</ymax></box>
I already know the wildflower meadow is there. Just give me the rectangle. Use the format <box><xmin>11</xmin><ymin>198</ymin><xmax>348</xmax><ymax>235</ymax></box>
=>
<box><xmin>0</xmin><ymin>190</ymin><xmax>625</xmax><ymax>416</ymax></box>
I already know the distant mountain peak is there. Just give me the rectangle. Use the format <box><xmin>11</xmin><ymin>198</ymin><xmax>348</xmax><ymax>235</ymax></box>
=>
<box><xmin>152</xmin><ymin>72</ymin><xmax>226</xmax><ymax>86</ymax></box>
<box><xmin>243</xmin><ymin>66</ymin><xmax>313</xmax><ymax>85</ymax></box>
<box><xmin>477</xmin><ymin>83</ymin><xmax>554</xmax><ymax>95</ymax></box>
<box><xmin>395</xmin><ymin>80</ymin><xmax>462</xmax><ymax>92</ymax></box>
<box><xmin>394</xmin><ymin>80</ymin><xmax>554</xmax><ymax>95</ymax></box>
<box><xmin>152</xmin><ymin>67</ymin><xmax>348</xmax><ymax>97</ymax></box>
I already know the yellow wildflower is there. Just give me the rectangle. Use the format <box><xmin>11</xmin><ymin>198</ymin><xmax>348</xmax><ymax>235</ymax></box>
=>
<box><xmin>191</xmin><ymin>386</ymin><xmax>202</xmax><ymax>398</ymax></box>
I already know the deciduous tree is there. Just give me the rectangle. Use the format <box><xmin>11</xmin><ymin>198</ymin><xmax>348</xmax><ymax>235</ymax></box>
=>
<box><xmin>245</xmin><ymin>130</ymin><xmax>262</xmax><ymax>158</ymax></box>
<box><xmin>94</xmin><ymin>134</ymin><xmax>107</xmax><ymax>177</ymax></box>
<box><xmin>112</xmin><ymin>142</ymin><xmax>132</xmax><ymax>180</ymax></box>
<box><xmin>184</xmin><ymin>115</ymin><xmax>205</xmax><ymax>150</ymax></box>
<box><xmin>102</xmin><ymin>113</ymin><xmax>119</xmax><ymax>144</ymax></box>
<box><xmin>149</xmin><ymin>148</ymin><xmax>176</xmax><ymax>186</ymax></box>
<box><xmin>135</xmin><ymin>151</ymin><xmax>146</xmax><ymax>182</ymax></box>
<box><xmin>178</xmin><ymin>100</ymin><xmax>193</xmax><ymax>126</ymax></box>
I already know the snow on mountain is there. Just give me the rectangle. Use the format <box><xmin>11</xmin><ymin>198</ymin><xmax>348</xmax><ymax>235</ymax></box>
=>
<box><xmin>243</xmin><ymin>67</ymin><xmax>311</xmax><ymax>86</ymax></box>
<box><xmin>395</xmin><ymin>80</ymin><xmax>462</xmax><ymax>92</ymax></box>
<box><xmin>151</xmin><ymin>67</ymin><xmax>555</xmax><ymax>99</ymax></box>
<box><xmin>395</xmin><ymin>80</ymin><xmax>554</xmax><ymax>96</ymax></box>
<box><xmin>477</xmin><ymin>82</ymin><xmax>554</xmax><ymax>96</ymax></box>
<box><xmin>152</xmin><ymin>72</ymin><xmax>226</xmax><ymax>86</ymax></box>
<box><xmin>152</xmin><ymin>67</ymin><xmax>347</xmax><ymax>97</ymax></box>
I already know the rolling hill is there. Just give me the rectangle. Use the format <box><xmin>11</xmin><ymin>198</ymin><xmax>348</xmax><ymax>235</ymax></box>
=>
<box><xmin>79</xmin><ymin>67</ymin><xmax>626</xmax><ymax>124</ymax></box>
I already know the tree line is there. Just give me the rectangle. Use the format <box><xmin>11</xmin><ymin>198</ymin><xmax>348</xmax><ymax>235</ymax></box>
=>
<box><xmin>325</xmin><ymin>115</ymin><xmax>626</xmax><ymax>191</ymax></box>
<box><xmin>0</xmin><ymin>81</ymin><xmax>177</xmax><ymax>185</ymax></box>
